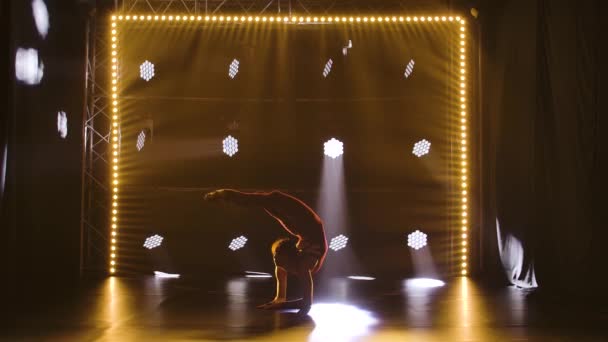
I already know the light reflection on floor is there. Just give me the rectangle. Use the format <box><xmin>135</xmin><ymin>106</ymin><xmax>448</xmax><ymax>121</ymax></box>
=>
<box><xmin>308</xmin><ymin>303</ymin><xmax>378</xmax><ymax>342</ymax></box>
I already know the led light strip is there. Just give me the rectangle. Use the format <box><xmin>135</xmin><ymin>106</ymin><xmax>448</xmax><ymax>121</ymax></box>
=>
<box><xmin>112</xmin><ymin>14</ymin><xmax>464</xmax><ymax>24</ymax></box>
<box><xmin>110</xmin><ymin>18</ymin><xmax>119</xmax><ymax>274</ymax></box>
<box><xmin>458</xmin><ymin>19</ymin><xmax>468</xmax><ymax>276</ymax></box>
<box><xmin>108</xmin><ymin>13</ymin><xmax>469</xmax><ymax>277</ymax></box>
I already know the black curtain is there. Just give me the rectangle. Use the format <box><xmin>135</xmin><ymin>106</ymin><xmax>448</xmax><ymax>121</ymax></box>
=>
<box><xmin>480</xmin><ymin>0</ymin><xmax>606</xmax><ymax>298</ymax></box>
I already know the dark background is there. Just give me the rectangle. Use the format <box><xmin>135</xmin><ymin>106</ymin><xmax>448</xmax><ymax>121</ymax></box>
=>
<box><xmin>1</xmin><ymin>0</ymin><xmax>606</xmax><ymax>317</ymax></box>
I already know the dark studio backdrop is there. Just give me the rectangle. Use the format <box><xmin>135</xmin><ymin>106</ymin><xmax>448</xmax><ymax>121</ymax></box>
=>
<box><xmin>1</xmin><ymin>0</ymin><xmax>607</xmax><ymax>315</ymax></box>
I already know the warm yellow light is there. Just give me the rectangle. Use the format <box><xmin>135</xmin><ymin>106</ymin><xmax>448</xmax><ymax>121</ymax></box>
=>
<box><xmin>406</xmin><ymin>17</ymin><xmax>411</xmax><ymax>22</ymax></box>
<box><xmin>349</xmin><ymin>17</ymin><xmax>354</xmax><ymax>22</ymax></box>
<box><xmin>462</xmin><ymin>262</ymin><xmax>467</xmax><ymax>268</ymax></box>
<box><xmin>113</xmin><ymin>165</ymin><xmax>118</xmax><ymax>170</ymax></box>
<box><xmin>219</xmin><ymin>16</ymin><xmax>224</xmax><ymax>21</ymax></box>
<box><xmin>461</xmin><ymin>270</ymin><xmax>467</xmax><ymax>275</ymax></box>
<box><xmin>461</xmin><ymin>40</ymin><xmax>466</xmax><ymax>46</ymax></box>
<box><xmin>378</xmin><ymin>17</ymin><xmax>383</xmax><ymax>22</ymax></box>
<box><xmin>189</xmin><ymin>15</ymin><xmax>194</xmax><ymax>21</ymax></box>
<box><xmin>314</xmin><ymin>17</ymin><xmax>318</xmax><ymax>22</ymax></box>
<box><xmin>112</xmin><ymin>231</ymin><xmax>117</xmax><ymax>236</ymax></box>
<box><xmin>234</xmin><ymin>16</ymin><xmax>239</xmax><ymax>21</ymax></box>
<box><xmin>461</xmin><ymin>182</ymin><xmax>467</xmax><ymax>188</ymax></box>
<box><xmin>462</xmin><ymin>255</ymin><xmax>466</xmax><ymax>260</ymax></box>
<box><xmin>384</xmin><ymin>16</ymin><xmax>390</xmax><ymax>21</ymax></box>
<box><xmin>392</xmin><ymin>16</ymin><xmax>397</xmax><ymax>22</ymax></box>
<box><xmin>113</xmin><ymin>180</ymin><xmax>118</xmax><ymax>185</ymax></box>
<box><xmin>262</xmin><ymin>17</ymin><xmax>267</xmax><ymax>22</ymax></box>
<box><xmin>342</xmin><ymin>17</ymin><xmax>347</xmax><ymax>22</ymax></box>
<box><xmin>328</xmin><ymin>17</ymin><xmax>333</xmax><ymax>22</ymax></box>
<box><xmin>111</xmin><ymin>22</ymin><xmax>116</xmax><ymax>28</ymax></box>
<box><xmin>306</xmin><ymin>17</ymin><xmax>311</xmax><ymax>22</ymax></box>
<box><xmin>356</xmin><ymin>17</ymin><xmax>360</xmax><ymax>22</ymax></box>
<box><xmin>449</xmin><ymin>16</ymin><xmax>454</xmax><ymax>21</ymax></box>
<box><xmin>140</xmin><ymin>15</ymin><xmax>145</xmax><ymax>20</ymax></box>
<box><xmin>111</xmin><ymin>253</ymin><xmax>116</xmax><ymax>258</ymax></box>
<box><xmin>413</xmin><ymin>17</ymin><xmax>418</xmax><ymax>22</ymax></box>
<box><xmin>270</xmin><ymin>17</ymin><xmax>275</xmax><ymax>22</ymax></box>
<box><xmin>211</xmin><ymin>16</ymin><xmax>216</xmax><ymax>21</ymax></box>
<box><xmin>456</xmin><ymin>16</ymin><xmax>461</xmax><ymax>21</ymax></box>
<box><xmin>462</xmin><ymin>204</ymin><xmax>467</xmax><ymax>210</ymax></box>
<box><xmin>363</xmin><ymin>17</ymin><xmax>368</xmax><ymax>22</ymax></box>
<box><xmin>462</xmin><ymin>247</ymin><xmax>467</xmax><ymax>253</ymax></box>
<box><xmin>300</xmin><ymin>17</ymin><xmax>304</xmax><ymax>22</ymax></box>
<box><xmin>434</xmin><ymin>16</ymin><xmax>439</xmax><ymax>21</ymax></box>
<box><xmin>110</xmin><ymin>267</ymin><xmax>115</xmax><ymax>273</ymax></box>
<box><xmin>197</xmin><ymin>16</ymin><xmax>201</xmax><ymax>20</ymax></box>
<box><xmin>462</xmin><ymin>226</ymin><xmax>467</xmax><ymax>231</ymax></box>
<box><xmin>113</xmin><ymin>158</ymin><xmax>117</xmax><ymax>164</ymax></box>
<box><xmin>463</xmin><ymin>219</ymin><xmax>468</xmax><ymax>224</ymax></box>
<box><xmin>111</xmin><ymin>238</ymin><xmax>116</xmax><ymax>243</ymax></box>
<box><xmin>182</xmin><ymin>15</ymin><xmax>187</xmax><ymax>20</ymax></box>
<box><xmin>113</xmin><ymin>122</ymin><xmax>118</xmax><ymax>127</ymax></box>
<box><xmin>112</xmin><ymin>209</ymin><xmax>117</xmax><ymax>215</ymax></box>
<box><xmin>111</xmin><ymin>260</ymin><xmax>116</xmax><ymax>265</ymax></box>
<box><xmin>370</xmin><ymin>17</ymin><xmax>375</xmax><ymax>22</ymax></box>
<box><xmin>462</xmin><ymin>241</ymin><xmax>467</xmax><ymax>246</ymax></box>
<box><xmin>399</xmin><ymin>16</ymin><xmax>404</xmax><ymax>22</ymax></box>
<box><xmin>112</xmin><ymin>216</ymin><xmax>117</xmax><ymax>222</ymax></box>
<box><xmin>111</xmin><ymin>246</ymin><xmax>116</xmax><ymax>251</ymax></box>
<box><xmin>283</xmin><ymin>17</ymin><xmax>289</xmax><ymax>22</ymax></box>
<box><xmin>248</xmin><ymin>16</ymin><xmax>253</xmax><ymax>21</ymax></box>
<box><xmin>125</xmin><ymin>15</ymin><xmax>131</xmax><ymax>20</ymax></box>
<box><xmin>420</xmin><ymin>17</ymin><xmax>426</xmax><ymax>22</ymax></box>
<box><xmin>427</xmin><ymin>16</ymin><xmax>432</xmax><ymax>21</ymax></box>
<box><xmin>462</xmin><ymin>190</ymin><xmax>467</xmax><ymax>195</ymax></box>
<box><xmin>335</xmin><ymin>16</ymin><xmax>340</xmax><ymax>22</ymax></box>
<box><xmin>462</xmin><ymin>161</ymin><xmax>467</xmax><ymax>166</ymax></box>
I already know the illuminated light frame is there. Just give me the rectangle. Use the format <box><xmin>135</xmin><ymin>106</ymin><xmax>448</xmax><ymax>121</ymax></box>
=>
<box><xmin>108</xmin><ymin>14</ymin><xmax>470</xmax><ymax>277</ymax></box>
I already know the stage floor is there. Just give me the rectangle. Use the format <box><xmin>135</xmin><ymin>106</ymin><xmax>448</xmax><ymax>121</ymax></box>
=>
<box><xmin>3</xmin><ymin>275</ymin><xmax>607</xmax><ymax>341</ymax></box>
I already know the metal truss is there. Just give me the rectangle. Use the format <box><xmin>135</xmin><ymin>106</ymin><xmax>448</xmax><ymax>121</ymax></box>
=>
<box><xmin>117</xmin><ymin>0</ymin><xmax>451</xmax><ymax>15</ymax></box>
<box><xmin>81</xmin><ymin>9</ymin><xmax>113</xmax><ymax>274</ymax></box>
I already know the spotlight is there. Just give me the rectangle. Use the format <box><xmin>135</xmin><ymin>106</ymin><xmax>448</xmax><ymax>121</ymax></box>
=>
<box><xmin>329</xmin><ymin>234</ymin><xmax>349</xmax><ymax>251</ymax></box>
<box><xmin>404</xmin><ymin>59</ymin><xmax>415</xmax><ymax>78</ymax></box>
<box><xmin>222</xmin><ymin>135</ymin><xmax>239</xmax><ymax>157</ymax></box>
<box><xmin>31</xmin><ymin>0</ymin><xmax>49</xmax><ymax>39</ymax></box>
<box><xmin>154</xmin><ymin>271</ymin><xmax>180</xmax><ymax>278</ymax></box>
<box><xmin>228</xmin><ymin>235</ymin><xmax>248</xmax><ymax>251</ymax></box>
<box><xmin>342</xmin><ymin>40</ymin><xmax>353</xmax><ymax>56</ymax></box>
<box><xmin>348</xmin><ymin>276</ymin><xmax>375</xmax><ymax>281</ymax></box>
<box><xmin>143</xmin><ymin>234</ymin><xmax>163</xmax><ymax>249</ymax></box>
<box><xmin>407</xmin><ymin>230</ymin><xmax>427</xmax><ymax>250</ymax></box>
<box><xmin>324</xmin><ymin>138</ymin><xmax>344</xmax><ymax>159</ymax></box>
<box><xmin>322</xmin><ymin>59</ymin><xmax>333</xmax><ymax>78</ymax></box>
<box><xmin>139</xmin><ymin>60</ymin><xmax>155</xmax><ymax>81</ymax></box>
<box><xmin>404</xmin><ymin>278</ymin><xmax>445</xmax><ymax>288</ymax></box>
<box><xmin>228</xmin><ymin>59</ymin><xmax>240</xmax><ymax>79</ymax></box>
<box><xmin>15</xmin><ymin>48</ymin><xmax>44</xmax><ymax>85</ymax></box>
<box><xmin>57</xmin><ymin>111</ymin><xmax>67</xmax><ymax>139</ymax></box>
<box><xmin>136</xmin><ymin>130</ymin><xmax>146</xmax><ymax>151</ymax></box>
<box><xmin>412</xmin><ymin>139</ymin><xmax>431</xmax><ymax>157</ymax></box>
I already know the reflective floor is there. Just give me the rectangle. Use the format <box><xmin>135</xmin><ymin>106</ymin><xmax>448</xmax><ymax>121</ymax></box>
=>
<box><xmin>3</xmin><ymin>276</ymin><xmax>608</xmax><ymax>341</ymax></box>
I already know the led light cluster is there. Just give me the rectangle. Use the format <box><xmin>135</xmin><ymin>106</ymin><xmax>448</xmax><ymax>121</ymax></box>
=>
<box><xmin>222</xmin><ymin>135</ymin><xmax>239</xmax><ymax>157</ymax></box>
<box><xmin>136</xmin><ymin>130</ymin><xmax>146</xmax><ymax>151</ymax></box>
<box><xmin>143</xmin><ymin>234</ymin><xmax>164</xmax><ymax>249</ymax></box>
<box><xmin>412</xmin><ymin>139</ymin><xmax>431</xmax><ymax>157</ymax></box>
<box><xmin>109</xmin><ymin>18</ymin><xmax>120</xmax><ymax>274</ymax></box>
<box><xmin>139</xmin><ymin>60</ymin><xmax>155</xmax><ymax>81</ymax></box>
<box><xmin>228</xmin><ymin>235</ymin><xmax>248</xmax><ymax>251</ymax></box>
<box><xmin>112</xmin><ymin>14</ymin><xmax>463</xmax><ymax>24</ymax></box>
<box><xmin>407</xmin><ymin>230</ymin><xmax>427</xmax><ymax>250</ymax></box>
<box><xmin>404</xmin><ymin>59</ymin><xmax>415</xmax><ymax>78</ymax></box>
<box><xmin>324</xmin><ymin>138</ymin><xmax>343</xmax><ymax>159</ymax></box>
<box><xmin>322</xmin><ymin>59</ymin><xmax>333</xmax><ymax>78</ymax></box>
<box><xmin>228</xmin><ymin>59</ymin><xmax>240</xmax><ymax>79</ymax></box>
<box><xmin>458</xmin><ymin>19</ymin><xmax>469</xmax><ymax>276</ymax></box>
<box><xmin>329</xmin><ymin>234</ymin><xmax>349</xmax><ymax>251</ymax></box>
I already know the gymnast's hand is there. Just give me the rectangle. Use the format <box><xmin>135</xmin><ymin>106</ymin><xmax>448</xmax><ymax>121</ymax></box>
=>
<box><xmin>204</xmin><ymin>189</ymin><xmax>228</xmax><ymax>202</ymax></box>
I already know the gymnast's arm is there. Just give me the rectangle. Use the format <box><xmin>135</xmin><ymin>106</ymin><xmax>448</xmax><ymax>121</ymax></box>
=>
<box><xmin>204</xmin><ymin>189</ymin><xmax>277</xmax><ymax>207</ymax></box>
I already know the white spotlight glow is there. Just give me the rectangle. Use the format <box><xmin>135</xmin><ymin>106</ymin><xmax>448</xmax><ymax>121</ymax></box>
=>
<box><xmin>348</xmin><ymin>276</ymin><xmax>375</xmax><ymax>281</ymax></box>
<box><xmin>412</xmin><ymin>139</ymin><xmax>431</xmax><ymax>157</ymax></box>
<box><xmin>57</xmin><ymin>111</ymin><xmax>67</xmax><ymax>139</ymax></box>
<box><xmin>404</xmin><ymin>59</ymin><xmax>415</xmax><ymax>78</ymax></box>
<box><xmin>136</xmin><ymin>130</ymin><xmax>146</xmax><ymax>151</ymax></box>
<box><xmin>404</xmin><ymin>278</ymin><xmax>445</xmax><ymax>289</ymax></box>
<box><xmin>143</xmin><ymin>234</ymin><xmax>163</xmax><ymax>249</ymax></box>
<box><xmin>324</xmin><ymin>138</ymin><xmax>344</xmax><ymax>159</ymax></box>
<box><xmin>329</xmin><ymin>234</ymin><xmax>348</xmax><ymax>251</ymax></box>
<box><xmin>228</xmin><ymin>235</ymin><xmax>248</xmax><ymax>251</ymax></box>
<box><xmin>154</xmin><ymin>271</ymin><xmax>180</xmax><ymax>278</ymax></box>
<box><xmin>308</xmin><ymin>303</ymin><xmax>378</xmax><ymax>342</ymax></box>
<box><xmin>322</xmin><ymin>59</ymin><xmax>333</xmax><ymax>78</ymax></box>
<box><xmin>222</xmin><ymin>135</ymin><xmax>239</xmax><ymax>157</ymax></box>
<box><xmin>15</xmin><ymin>48</ymin><xmax>44</xmax><ymax>85</ymax></box>
<box><xmin>139</xmin><ymin>60</ymin><xmax>155</xmax><ymax>81</ymax></box>
<box><xmin>32</xmin><ymin>0</ymin><xmax>50</xmax><ymax>39</ymax></box>
<box><xmin>407</xmin><ymin>230</ymin><xmax>428</xmax><ymax>250</ymax></box>
<box><xmin>228</xmin><ymin>59</ymin><xmax>240</xmax><ymax>79</ymax></box>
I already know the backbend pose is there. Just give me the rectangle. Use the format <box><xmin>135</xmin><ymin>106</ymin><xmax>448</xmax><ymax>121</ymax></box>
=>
<box><xmin>204</xmin><ymin>189</ymin><xmax>327</xmax><ymax>314</ymax></box>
